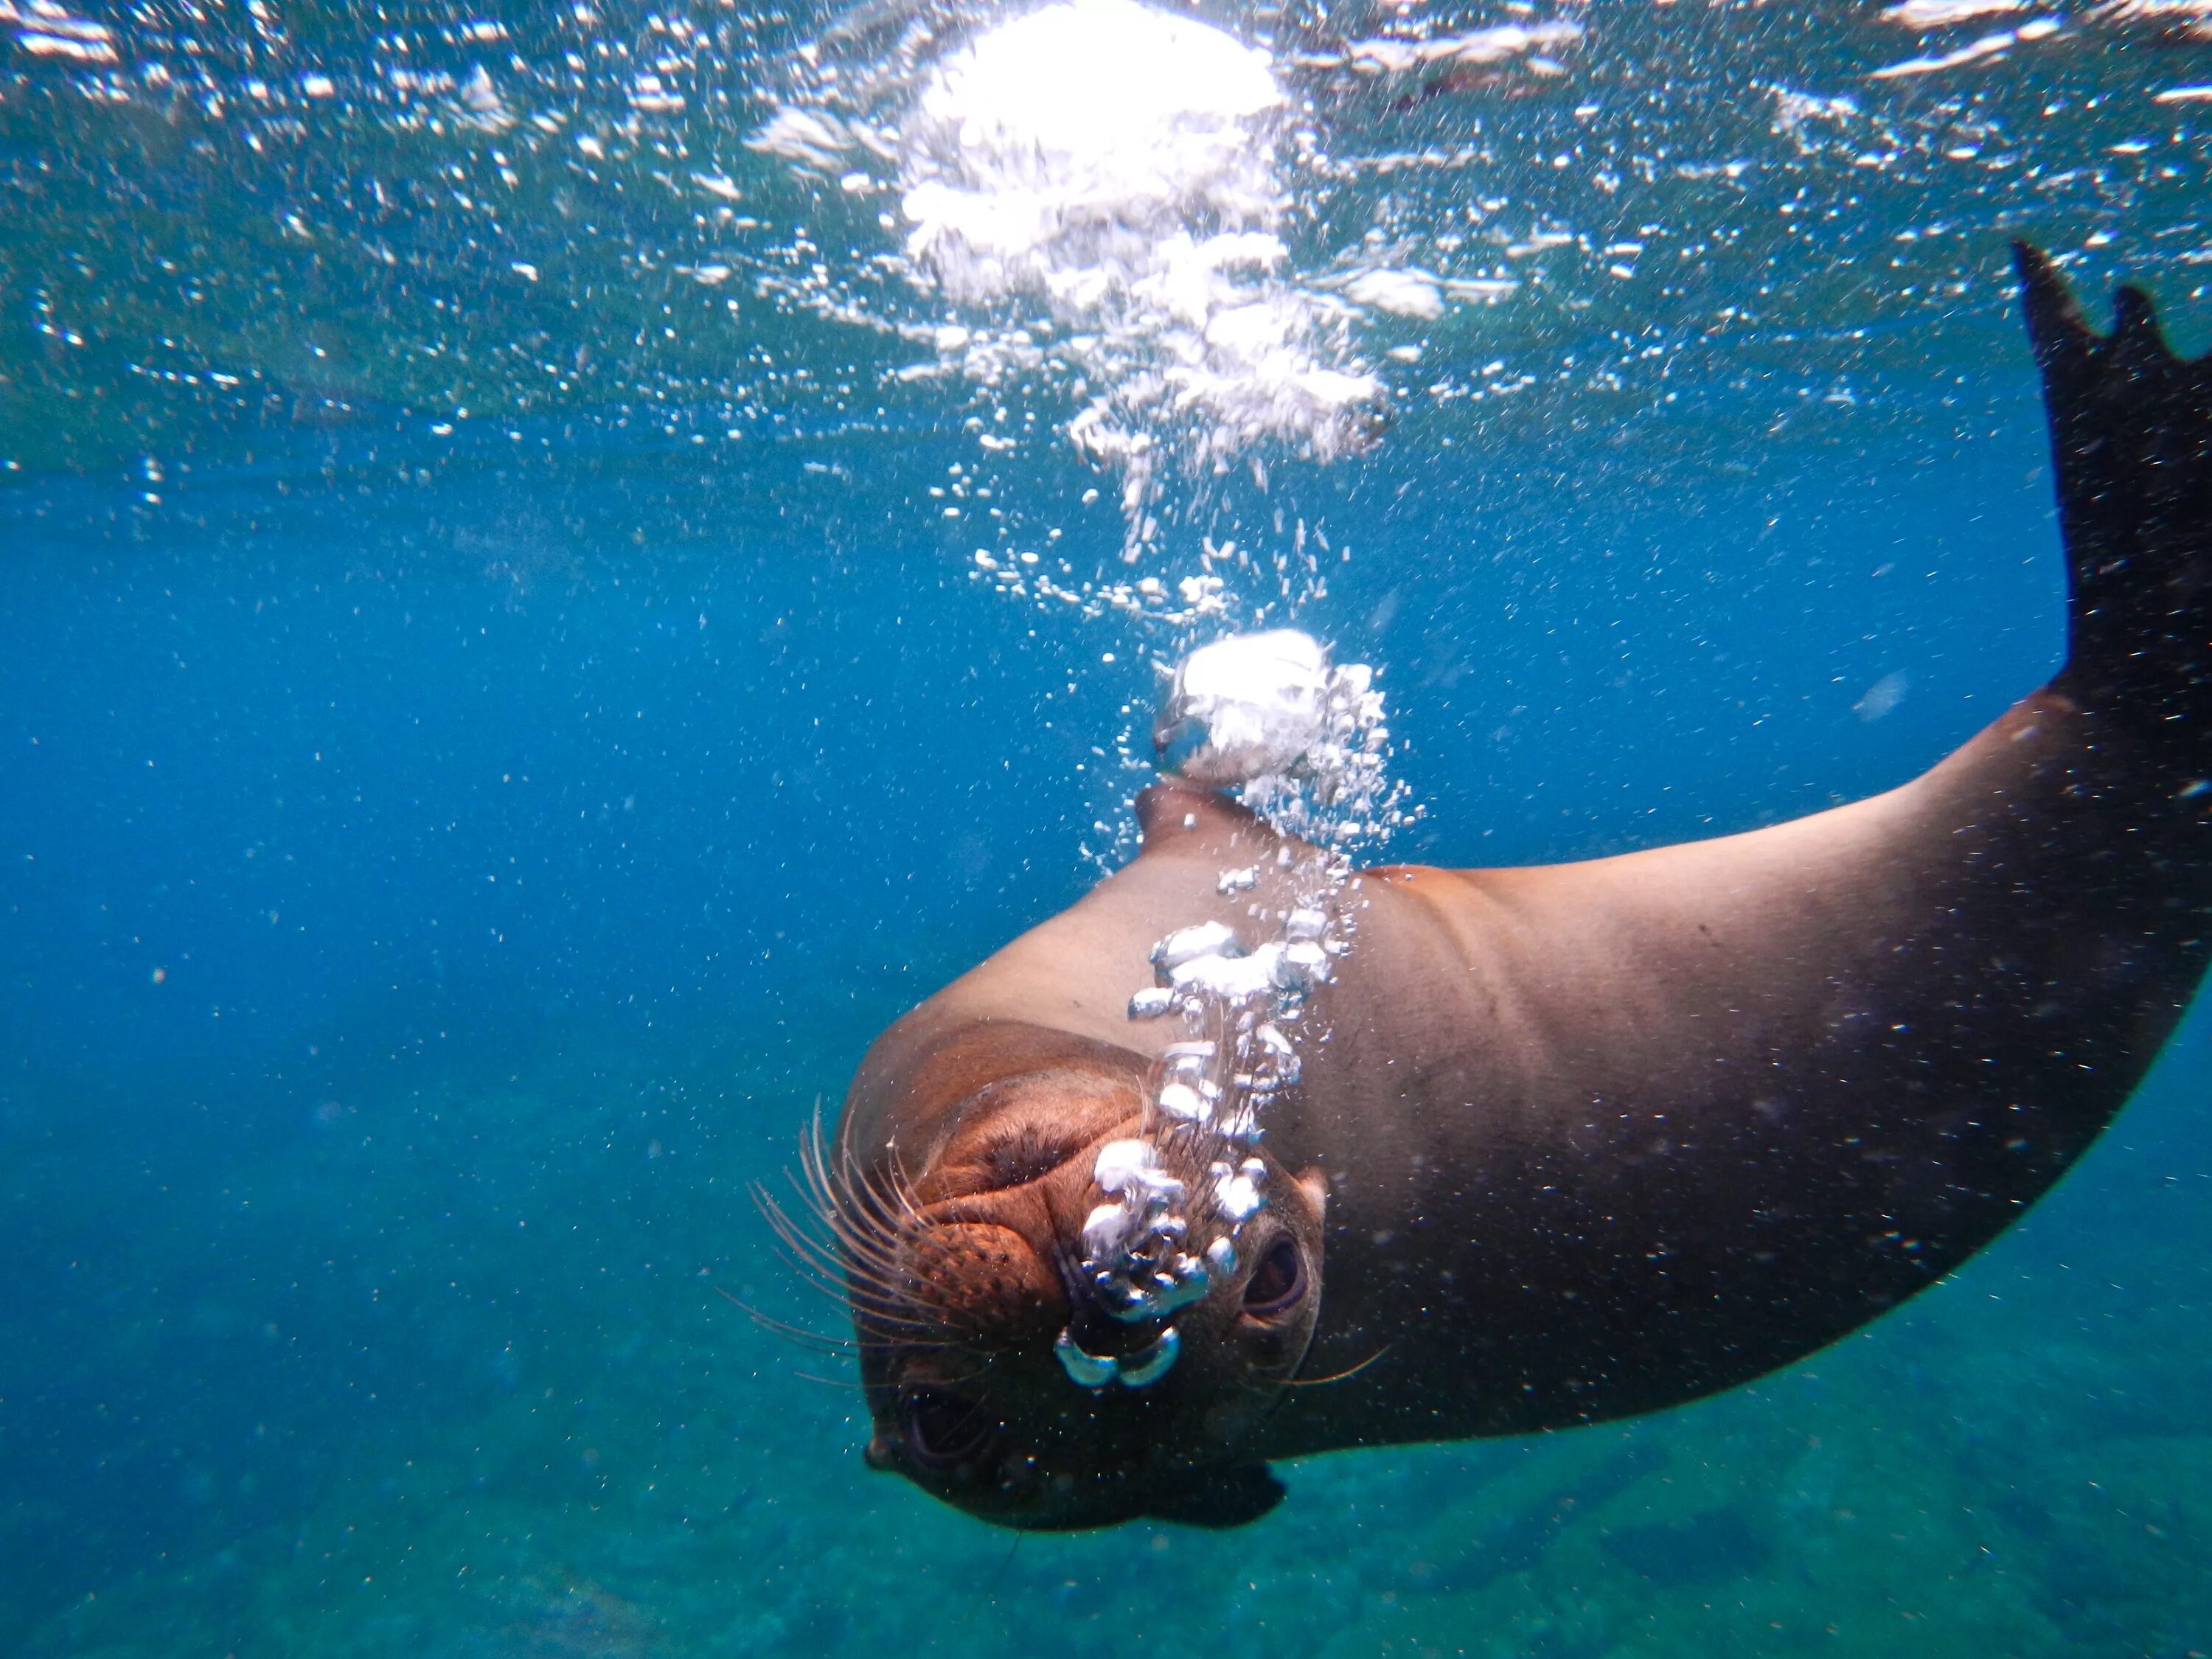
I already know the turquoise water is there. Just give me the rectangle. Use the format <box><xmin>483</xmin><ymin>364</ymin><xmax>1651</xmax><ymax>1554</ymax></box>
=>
<box><xmin>7</xmin><ymin>1</ymin><xmax>2212</xmax><ymax>1654</ymax></box>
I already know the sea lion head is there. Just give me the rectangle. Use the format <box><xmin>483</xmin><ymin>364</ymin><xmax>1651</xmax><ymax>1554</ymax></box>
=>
<box><xmin>811</xmin><ymin>1026</ymin><xmax>1326</xmax><ymax>1529</ymax></box>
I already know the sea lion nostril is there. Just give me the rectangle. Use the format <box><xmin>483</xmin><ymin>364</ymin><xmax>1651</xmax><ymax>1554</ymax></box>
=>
<box><xmin>902</xmin><ymin>1389</ymin><xmax>996</xmax><ymax>1470</ymax></box>
<box><xmin>1242</xmin><ymin>1237</ymin><xmax>1304</xmax><ymax>1317</ymax></box>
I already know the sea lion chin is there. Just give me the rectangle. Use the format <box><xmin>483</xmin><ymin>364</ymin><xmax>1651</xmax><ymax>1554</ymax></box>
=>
<box><xmin>813</xmin><ymin>246</ymin><xmax>2212</xmax><ymax>1529</ymax></box>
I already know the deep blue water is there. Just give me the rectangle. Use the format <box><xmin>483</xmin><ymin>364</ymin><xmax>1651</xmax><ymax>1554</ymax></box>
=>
<box><xmin>8</xmin><ymin>0</ymin><xmax>2212</xmax><ymax>1652</ymax></box>
<box><xmin>10</xmin><ymin>373</ymin><xmax>2212</xmax><ymax>1658</ymax></box>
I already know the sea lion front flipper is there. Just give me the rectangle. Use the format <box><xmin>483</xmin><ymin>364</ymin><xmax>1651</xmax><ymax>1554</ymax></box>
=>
<box><xmin>1141</xmin><ymin>1461</ymin><xmax>1286</xmax><ymax>1528</ymax></box>
<box><xmin>2014</xmin><ymin>240</ymin><xmax>2212</xmax><ymax>722</ymax></box>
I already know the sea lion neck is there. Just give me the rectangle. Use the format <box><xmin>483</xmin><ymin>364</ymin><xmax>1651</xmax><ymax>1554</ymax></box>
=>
<box><xmin>1130</xmin><ymin>777</ymin><xmax>1267</xmax><ymax>852</ymax></box>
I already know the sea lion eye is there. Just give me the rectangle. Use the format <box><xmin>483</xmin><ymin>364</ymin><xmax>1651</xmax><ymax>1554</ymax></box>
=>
<box><xmin>901</xmin><ymin>1389</ymin><xmax>995</xmax><ymax>1470</ymax></box>
<box><xmin>1241</xmin><ymin>1237</ymin><xmax>1306</xmax><ymax>1318</ymax></box>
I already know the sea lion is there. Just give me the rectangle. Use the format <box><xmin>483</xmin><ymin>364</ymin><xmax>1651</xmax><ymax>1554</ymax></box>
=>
<box><xmin>802</xmin><ymin>245</ymin><xmax>2211</xmax><ymax>1530</ymax></box>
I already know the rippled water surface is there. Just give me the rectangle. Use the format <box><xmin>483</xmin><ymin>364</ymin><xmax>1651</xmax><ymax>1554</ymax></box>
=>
<box><xmin>5</xmin><ymin>0</ymin><xmax>2212</xmax><ymax>1654</ymax></box>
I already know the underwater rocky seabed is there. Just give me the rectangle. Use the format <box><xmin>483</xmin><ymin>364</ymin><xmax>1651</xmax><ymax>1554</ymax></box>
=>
<box><xmin>7</xmin><ymin>368</ymin><xmax>2212</xmax><ymax>1658</ymax></box>
<box><xmin>10</xmin><ymin>1009</ymin><xmax>2212</xmax><ymax>1659</ymax></box>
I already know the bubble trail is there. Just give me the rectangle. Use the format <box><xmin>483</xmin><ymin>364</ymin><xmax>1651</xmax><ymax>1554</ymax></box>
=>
<box><xmin>1061</xmin><ymin>629</ymin><xmax>1413</xmax><ymax>1388</ymax></box>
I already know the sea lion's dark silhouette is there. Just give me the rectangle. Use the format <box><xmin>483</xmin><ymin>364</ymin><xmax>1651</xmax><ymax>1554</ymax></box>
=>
<box><xmin>807</xmin><ymin>246</ymin><xmax>2211</xmax><ymax>1529</ymax></box>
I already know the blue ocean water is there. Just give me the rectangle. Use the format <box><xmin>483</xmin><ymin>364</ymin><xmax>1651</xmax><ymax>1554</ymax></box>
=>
<box><xmin>7</xmin><ymin>0</ymin><xmax>2212</xmax><ymax>1653</ymax></box>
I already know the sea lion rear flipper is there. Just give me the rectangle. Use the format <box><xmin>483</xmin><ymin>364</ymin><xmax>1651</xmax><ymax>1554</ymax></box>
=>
<box><xmin>2014</xmin><ymin>240</ymin><xmax>2212</xmax><ymax>721</ymax></box>
<box><xmin>1142</xmin><ymin>1461</ymin><xmax>1285</xmax><ymax>1528</ymax></box>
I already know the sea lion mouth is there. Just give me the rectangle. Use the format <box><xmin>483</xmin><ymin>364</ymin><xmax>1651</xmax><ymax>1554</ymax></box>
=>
<box><xmin>894</xmin><ymin>1386</ymin><xmax>998</xmax><ymax>1471</ymax></box>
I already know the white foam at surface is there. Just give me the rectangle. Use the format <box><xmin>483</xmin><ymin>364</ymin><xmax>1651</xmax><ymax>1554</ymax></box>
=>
<box><xmin>895</xmin><ymin>0</ymin><xmax>1385</xmax><ymax>520</ymax></box>
<box><xmin>1344</xmin><ymin>269</ymin><xmax>1447</xmax><ymax>321</ymax></box>
<box><xmin>1328</xmin><ymin>20</ymin><xmax>1583</xmax><ymax>75</ymax></box>
<box><xmin>1868</xmin><ymin>17</ymin><xmax>2059</xmax><ymax>78</ymax></box>
<box><xmin>2100</xmin><ymin>1</ymin><xmax>2212</xmax><ymax>41</ymax></box>
<box><xmin>900</xmin><ymin>0</ymin><xmax>1281</xmax><ymax>304</ymax></box>
<box><xmin>746</xmin><ymin>106</ymin><xmax>860</xmax><ymax>172</ymax></box>
<box><xmin>4</xmin><ymin>0</ymin><xmax>117</xmax><ymax>61</ymax></box>
<box><xmin>1880</xmin><ymin>0</ymin><xmax>2023</xmax><ymax>24</ymax></box>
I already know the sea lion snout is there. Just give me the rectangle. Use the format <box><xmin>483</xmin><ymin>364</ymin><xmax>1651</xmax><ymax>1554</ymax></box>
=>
<box><xmin>829</xmin><ymin>1021</ymin><xmax>1334</xmax><ymax>1527</ymax></box>
<box><xmin>890</xmin><ymin>1066</ymin><xmax>1152</xmax><ymax>1341</ymax></box>
<box><xmin>841</xmin><ymin>1068</ymin><xmax>1330</xmax><ymax>1528</ymax></box>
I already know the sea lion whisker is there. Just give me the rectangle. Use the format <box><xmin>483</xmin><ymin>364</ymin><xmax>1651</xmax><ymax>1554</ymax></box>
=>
<box><xmin>708</xmin><ymin>1282</ymin><xmax>858</xmax><ymax>1354</ymax></box>
<box><xmin>841</xmin><ymin>1278</ymin><xmax>940</xmax><ymax>1322</ymax></box>
<box><xmin>855</xmin><ymin>1329</ymin><xmax>959</xmax><ymax>1360</ymax></box>
<box><xmin>827</xmin><ymin>1239</ymin><xmax>938</xmax><ymax>1310</ymax></box>
<box><xmin>813</xmin><ymin>1196</ymin><xmax>912</xmax><ymax>1265</ymax></box>
<box><xmin>807</xmin><ymin>1103</ymin><xmax>901</xmax><ymax>1224</ymax></box>
<box><xmin>773</xmin><ymin>1239</ymin><xmax>935</xmax><ymax>1328</ymax></box>
<box><xmin>797</xmin><ymin>1117</ymin><xmax>922</xmax><ymax>1281</ymax></box>
<box><xmin>798</xmin><ymin>1151</ymin><xmax>866</xmax><ymax>1245</ymax></box>
<box><xmin>769</xmin><ymin>1139</ymin><xmax>922</xmax><ymax>1283</ymax></box>
<box><xmin>843</xmin><ymin>1147</ymin><xmax>926</xmax><ymax>1244</ymax></box>
<box><xmin>819</xmin><ymin>1223</ymin><xmax>932</xmax><ymax>1300</ymax></box>
<box><xmin>789</xmin><ymin>1368</ymin><xmax>872</xmax><ymax>1391</ymax></box>
<box><xmin>807</xmin><ymin>1220</ymin><xmax>893</xmax><ymax>1273</ymax></box>
<box><xmin>754</xmin><ymin>1183</ymin><xmax>942</xmax><ymax>1333</ymax></box>
<box><xmin>765</xmin><ymin>1249</ymin><xmax>863</xmax><ymax>1306</ymax></box>
<box><xmin>905</xmin><ymin>1355</ymin><xmax>997</xmax><ymax>1388</ymax></box>
<box><xmin>883</xmin><ymin>1141</ymin><xmax>932</xmax><ymax>1226</ymax></box>
<box><xmin>832</xmin><ymin>1164</ymin><xmax>918</xmax><ymax>1259</ymax></box>
<box><xmin>841</xmin><ymin>1307</ymin><xmax>950</xmax><ymax>1346</ymax></box>
<box><xmin>842</xmin><ymin>1273</ymin><xmax>939</xmax><ymax>1318</ymax></box>
<box><xmin>969</xmin><ymin>1533</ymin><xmax>1023</xmax><ymax>1622</ymax></box>
<box><xmin>1280</xmin><ymin>1346</ymin><xmax>1391</xmax><ymax>1388</ymax></box>
<box><xmin>849</xmin><ymin>1321</ymin><xmax>952</xmax><ymax>1352</ymax></box>
<box><xmin>762</xmin><ymin>1237</ymin><xmax>896</xmax><ymax>1312</ymax></box>
<box><xmin>799</xmin><ymin>1109</ymin><xmax>869</xmax><ymax>1221</ymax></box>
<box><xmin>752</xmin><ymin>1182</ymin><xmax>868</xmax><ymax>1281</ymax></box>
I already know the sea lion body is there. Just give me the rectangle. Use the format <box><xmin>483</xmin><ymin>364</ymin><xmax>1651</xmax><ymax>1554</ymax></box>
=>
<box><xmin>1266</xmin><ymin>687</ymin><xmax>2200</xmax><ymax>1451</ymax></box>
<box><xmin>823</xmin><ymin>247</ymin><xmax>2212</xmax><ymax>1528</ymax></box>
